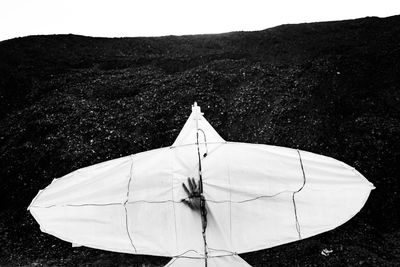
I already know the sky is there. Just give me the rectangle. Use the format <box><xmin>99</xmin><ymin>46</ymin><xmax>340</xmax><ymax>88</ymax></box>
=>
<box><xmin>0</xmin><ymin>0</ymin><xmax>399</xmax><ymax>41</ymax></box>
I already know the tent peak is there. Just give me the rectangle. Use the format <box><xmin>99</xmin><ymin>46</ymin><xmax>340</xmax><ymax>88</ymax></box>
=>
<box><xmin>192</xmin><ymin>102</ymin><xmax>203</xmax><ymax>120</ymax></box>
<box><xmin>172</xmin><ymin>103</ymin><xmax>225</xmax><ymax>147</ymax></box>
<box><xmin>192</xmin><ymin>102</ymin><xmax>200</xmax><ymax>111</ymax></box>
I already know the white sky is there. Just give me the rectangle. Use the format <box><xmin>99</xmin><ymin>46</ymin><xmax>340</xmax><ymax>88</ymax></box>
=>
<box><xmin>0</xmin><ymin>0</ymin><xmax>399</xmax><ymax>41</ymax></box>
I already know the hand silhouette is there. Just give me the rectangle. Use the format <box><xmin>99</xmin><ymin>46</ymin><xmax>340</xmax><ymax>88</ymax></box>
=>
<box><xmin>181</xmin><ymin>177</ymin><xmax>203</xmax><ymax>210</ymax></box>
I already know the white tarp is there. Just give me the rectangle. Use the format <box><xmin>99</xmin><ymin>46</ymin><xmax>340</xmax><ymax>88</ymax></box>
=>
<box><xmin>29</xmin><ymin>103</ymin><xmax>374</xmax><ymax>265</ymax></box>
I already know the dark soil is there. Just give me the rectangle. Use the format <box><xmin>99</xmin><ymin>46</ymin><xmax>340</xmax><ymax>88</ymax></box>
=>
<box><xmin>1</xmin><ymin>15</ymin><xmax>399</xmax><ymax>266</ymax></box>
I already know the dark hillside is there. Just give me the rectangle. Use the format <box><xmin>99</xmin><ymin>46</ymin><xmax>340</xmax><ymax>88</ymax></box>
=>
<box><xmin>0</xmin><ymin>15</ymin><xmax>399</xmax><ymax>266</ymax></box>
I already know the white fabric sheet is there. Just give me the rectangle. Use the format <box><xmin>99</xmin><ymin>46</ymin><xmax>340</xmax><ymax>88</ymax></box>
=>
<box><xmin>29</xmin><ymin>103</ymin><xmax>374</xmax><ymax>261</ymax></box>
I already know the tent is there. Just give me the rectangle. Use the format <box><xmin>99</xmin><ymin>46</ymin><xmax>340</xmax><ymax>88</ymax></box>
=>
<box><xmin>29</xmin><ymin>103</ymin><xmax>374</xmax><ymax>266</ymax></box>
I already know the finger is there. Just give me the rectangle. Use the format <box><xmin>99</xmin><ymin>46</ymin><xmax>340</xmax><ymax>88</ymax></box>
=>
<box><xmin>187</xmin><ymin>177</ymin><xmax>192</xmax><ymax>192</ymax></box>
<box><xmin>193</xmin><ymin>178</ymin><xmax>199</xmax><ymax>193</ymax></box>
<box><xmin>182</xmin><ymin>183</ymin><xmax>191</xmax><ymax>197</ymax></box>
<box><xmin>192</xmin><ymin>177</ymin><xmax>198</xmax><ymax>193</ymax></box>
<box><xmin>189</xmin><ymin>177</ymin><xmax>195</xmax><ymax>193</ymax></box>
<box><xmin>194</xmin><ymin>177</ymin><xmax>200</xmax><ymax>192</ymax></box>
<box><xmin>193</xmin><ymin>177</ymin><xmax>200</xmax><ymax>193</ymax></box>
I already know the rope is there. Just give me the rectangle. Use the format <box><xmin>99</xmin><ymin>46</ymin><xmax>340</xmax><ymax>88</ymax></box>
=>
<box><xmin>169</xmin><ymin>248</ymin><xmax>236</xmax><ymax>259</ymax></box>
<box><xmin>208</xmin><ymin>247</ymin><xmax>237</xmax><ymax>256</ymax></box>
<box><xmin>292</xmin><ymin>149</ymin><xmax>306</xmax><ymax>240</ymax></box>
<box><xmin>125</xmin><ymin>155</ymin><xmax>137</xmax><ymax>252</ymax></box>
<box><xmin>30</xmin><ymin>190</ymin><xmax>307</xmax><ymax>209</ymax></box>
<box><xmin>196</xmin><ymin>128</ymin><xmax>208</xmax><ymax>267</ymax></box>
<box><xmin>197</xmin><ymin>128</ymin><xmax>209</xmax><ymax>157</ymax></box>
<box><xmin>30</xmin><ymin>191</ymin><xmax>300</xmax><ymax>209</ymax></box>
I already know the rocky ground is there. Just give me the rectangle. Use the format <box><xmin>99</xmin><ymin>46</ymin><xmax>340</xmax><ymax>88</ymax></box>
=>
<box><xmin>0</xmin><ymin>15</ymin><xmax>399</xmax><ymax>266</ymax></box>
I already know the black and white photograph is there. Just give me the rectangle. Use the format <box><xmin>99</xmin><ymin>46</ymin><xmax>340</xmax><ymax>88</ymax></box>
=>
<box><xmin>0</xmin><ymin>1</ymin><xmax>399</xmax><ymax>266</ymax></box>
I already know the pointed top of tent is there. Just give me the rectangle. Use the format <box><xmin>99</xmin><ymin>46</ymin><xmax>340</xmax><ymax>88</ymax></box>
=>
<box><xmin>192</xmin><ymin>101</ymin><xmax>201</xmax><ymax>114</ymax></box>
<box><xmin>192</xmin><ymin>102</ymin><xmax>202</xmax><ymax>130</ymax></box>
<box><xmin>172</xmin><ymin>102</ymin><xmax>225</xmax><ymax>147</ymax></box>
